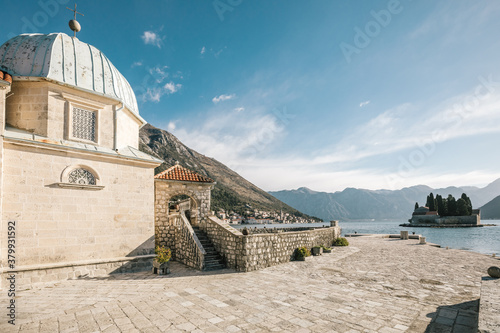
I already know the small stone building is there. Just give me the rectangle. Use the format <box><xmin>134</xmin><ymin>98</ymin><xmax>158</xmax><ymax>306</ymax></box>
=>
<box><xmin>154</xmin><ymin>164</ymin><xmax>215</xmax><ymax>264</ymax></box>
<box><xmin>0</xmin><ymin>33</ymin><xmax>162</xmax><ymax>288</ymax></box>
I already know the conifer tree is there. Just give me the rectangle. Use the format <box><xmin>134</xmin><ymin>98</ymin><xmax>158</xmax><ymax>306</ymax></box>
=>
<box><xmin>436</xmin><ymin>194</ymin><xmax>444</xmax><ymax>216</ymax></box>
<box><xmin>461</xmin><ymin>193</ymin><xmax>473</xmax><ymax>215</ymax></box>
<box><xmin>457</xmin><ymin>198</ymin><xmax>469</xmax><ymax>216</ymax></box>
<box><xmin>447</xmin><ymin>195</ymin><xmax>457</xmax><ymax>216</ymax></box>
<box><xmin>429</xmin><ymin>193</ymin><xmax>436</xmax><ymax>211</ymax></box>
<box><xmin>414</xmin><ymin>202</ymin><xmax>419</xmax><ymax>211</ymax></box>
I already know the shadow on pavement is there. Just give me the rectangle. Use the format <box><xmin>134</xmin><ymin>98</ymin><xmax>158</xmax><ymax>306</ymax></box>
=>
<box><xmin>425</xmin><ymin>299</ymin><xmax>479</xmax><ymax>333</ymax></box>
<box><xmin>76</xmin><ymin>260</ymin><xmax>240</xmax><ymax>282</ymax></box>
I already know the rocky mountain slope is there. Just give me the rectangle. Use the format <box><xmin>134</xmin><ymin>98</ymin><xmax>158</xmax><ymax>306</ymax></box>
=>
<box><xmin>269</xmin><ymin>179</ymin><xmax>500</xmax><ymax>221</ymax></box>
<box><xmin>139</xmin><ymin>123</ymin><xmax>319</xmax><ymax>220</ymax></box>
<box><xmin>480</xmin><ymin>195</ymin><xmax>500</xmax><ymax>219</ymax></box>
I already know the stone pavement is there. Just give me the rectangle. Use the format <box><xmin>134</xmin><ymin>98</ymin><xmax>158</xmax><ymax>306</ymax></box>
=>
<box><xmin>1</xmin><ymin>236</ymin><xmax>498</xmax><ymax>333</ymax></box>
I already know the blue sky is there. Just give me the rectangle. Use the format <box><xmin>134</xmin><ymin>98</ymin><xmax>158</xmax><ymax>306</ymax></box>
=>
<box><xmin>3</xmin><ymin>1</ymin><xmax>500</xmax><ymax>192</ymax></box>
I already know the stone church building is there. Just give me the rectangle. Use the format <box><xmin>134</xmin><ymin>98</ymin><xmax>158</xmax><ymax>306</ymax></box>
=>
<box><xmin>0</xmin><ymin>32</ymin><xmax>164</xmax><ymax>288</ymax></box>
<box><xmin>0</xmin><ymin>31</ymin><xmax>340</xmax><ymax>288</ymax></box>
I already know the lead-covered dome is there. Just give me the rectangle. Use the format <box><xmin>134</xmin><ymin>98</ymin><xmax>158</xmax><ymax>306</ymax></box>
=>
<box><xmin>0</xmin><ymin>33</ymin><xmax>139</xmax><ymax>115</ymax></box>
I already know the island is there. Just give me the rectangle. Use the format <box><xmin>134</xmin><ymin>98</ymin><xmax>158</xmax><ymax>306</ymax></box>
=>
<box><xmin>400</xmin><ymin>192</ymin><xmax>482</xmax><ymax>228</ymax></box>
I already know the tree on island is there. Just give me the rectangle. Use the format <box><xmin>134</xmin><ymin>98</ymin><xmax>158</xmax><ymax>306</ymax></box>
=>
<box><xmin>424</xmin><ymin>192</ymin><xmax>473</xmax><ymax>216</ymax></box>
<box><xmin>426</xmin><ymin>193</ymin><xmax>436</xmax><ymax>211</ymax></box>
<box><xmin>414</xmin><ymin>202</ymin><xmax>419</xmax><ymax>210</ymax></box>
<box><xmin>436</xmin><ymin>194</ymin><xmax>447</xmax><ymax>216</ymax></box>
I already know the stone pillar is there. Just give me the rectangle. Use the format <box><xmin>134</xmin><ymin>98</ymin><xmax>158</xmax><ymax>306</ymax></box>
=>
<box><xmin>419</xmin><ymin>236</ymin><xmax>426</xmax><ymax>244</ymax></box>
<box><xmin>400</xmin><ymin>231</ymin><xmax>409</xmax><ymax>240</ymax></box>
<box><xmin>330</xmin><ymin>220</ymin><xmax>339</xmax><ymax>227</ymax></box>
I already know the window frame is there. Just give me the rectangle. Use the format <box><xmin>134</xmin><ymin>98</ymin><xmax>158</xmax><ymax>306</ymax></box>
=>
<box><xmin>62</xmin><ymin>93</ymin><xmax>105</xmax><ymax>145</ymax></box>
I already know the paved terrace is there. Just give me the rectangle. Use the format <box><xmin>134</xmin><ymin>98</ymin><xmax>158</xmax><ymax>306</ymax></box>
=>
<box><xmin>2</xmin><ymin>236</ymin><xmax>499</xmax><ymax>333</ymax></box>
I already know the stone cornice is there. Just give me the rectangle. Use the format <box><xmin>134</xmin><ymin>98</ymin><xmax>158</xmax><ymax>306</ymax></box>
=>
<box><xmin>3</xmin><ymin>136</ymin><xmax>162</xmax><ymax>168</ymax></box>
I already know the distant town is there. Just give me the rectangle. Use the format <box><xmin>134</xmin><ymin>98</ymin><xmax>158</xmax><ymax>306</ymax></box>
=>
<box><xmin>216</xmin><ymin>206</ymin><xmax>319</xmax><ymax>225</ymax></box>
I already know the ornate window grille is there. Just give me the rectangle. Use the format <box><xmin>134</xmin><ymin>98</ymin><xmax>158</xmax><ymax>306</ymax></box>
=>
<box><xmin>72</xmin><ymin>107</ymin><xmax>96</xmax><ymax>142</ymax></box>
<box><xmin>67</xmin><ymin>168</ymin><xmax>96</xmax><ymax>185</ymax></box>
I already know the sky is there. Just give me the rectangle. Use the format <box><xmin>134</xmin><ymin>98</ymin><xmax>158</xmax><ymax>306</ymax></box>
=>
<box><xmin>3</xmin><ymin>0</ymin><xmax>500</xmax><ymax>193</ymax></box>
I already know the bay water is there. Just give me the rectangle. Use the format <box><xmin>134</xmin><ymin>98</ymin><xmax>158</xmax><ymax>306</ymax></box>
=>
<box><xmin>232</xmin><ymin>220</ymin><xmax>500</xmax><ymax>256</ymax></box>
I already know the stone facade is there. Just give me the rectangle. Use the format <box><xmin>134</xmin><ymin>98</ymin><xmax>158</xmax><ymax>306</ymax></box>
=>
<box><xmin>154</xmin><ymin>179</ymin><xmax>213</xmax><ymax>269</ymax></box>
<box><xmin>5</xmin><ymin>81</ymin><xmax>141</xmax><ymax>150</ymax></box>
<box><xmin>205</xmin><ymin>216</ymin><xmax>341</xmax><ymax>272</ymax></box>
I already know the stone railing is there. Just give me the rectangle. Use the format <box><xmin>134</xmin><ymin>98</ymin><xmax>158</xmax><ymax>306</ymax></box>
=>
<box><xmin>166</xmin><ymin>213</ymin><xmax>206</xmax><ymax>270</ymax></box>
<box><xmin>206</xmin><ymin>216</ymin><xmax>340</xmax><ymax>272</ymax></box>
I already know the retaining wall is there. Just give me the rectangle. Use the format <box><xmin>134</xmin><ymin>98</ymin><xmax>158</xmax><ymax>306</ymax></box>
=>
<box><xmin>205</xmin><ymin>216</ymin><xmax>341</xmax><ymax>272</ymax></box>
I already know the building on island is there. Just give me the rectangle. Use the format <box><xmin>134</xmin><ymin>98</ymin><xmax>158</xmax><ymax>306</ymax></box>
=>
<box><xmin>409</xmin><ymin>206</ymin><xmax>481</xmax><ymax>226</ymax></box>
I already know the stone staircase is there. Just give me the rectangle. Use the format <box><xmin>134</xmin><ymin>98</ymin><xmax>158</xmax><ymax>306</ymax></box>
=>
<box><xmin>192</xmin><ymin>227</ymin><xmax>226</xmax><ymax>271</ymax></box>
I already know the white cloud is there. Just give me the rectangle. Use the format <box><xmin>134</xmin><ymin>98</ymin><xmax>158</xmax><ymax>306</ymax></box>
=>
<box><xmin>140</xmin><ymin>65</ymin><xmax>182</xmax><ymax>102</ymax></box>
<box><xmin>143</xmin><ymin>88</ymin><xmax>163</xmax><ymax>103</ymax></box>
<box><xmin>212</xmin><ymin>94</ymin><xmax>236</xmax><ymax>103</ymax></box>
<box><xmin>359</xmin><ymin>100</ymin><xmax>370</xmax><ymax>107</ymax></box>
<box><xmin>170</xmin><ymin>77</ymin><xmax>500</xmax><ymax>192</ymax></box>
<box><xmin>167</xmin><ymin>121</ymin><xmax>176</xmax><ymax>131</ymax></box>
<box><xmin>149</xmin><ymin>66</ymin><xmax>169</xmax><ymax>83</ymax></box>
<box><xmin>164</xmin><ymin>82</ymin><xmax>182</xmax><ymax>94</ymax></box>
<box><xmin>141</xmin><ymin>31</ymin><xmax>163</xmax><ymax>48</ymax></box>
<box><xmin>201</xmin><ymin>46</ymin><xmax>206</xmax><ymax>55</ymax></box>
<box><xmin>142</xmin><ymin>82</ymin><xmax>182</xmax><ymax>103</ymax></box>
<box><xmin>234</xmin><ymin>107</ymin><xmax>245</xmax><ymax>112</ymax></box>
<box><xmin>131</xmin><ymin>61</ymin><xmax>143</xmax><ymax>68</ymax></box>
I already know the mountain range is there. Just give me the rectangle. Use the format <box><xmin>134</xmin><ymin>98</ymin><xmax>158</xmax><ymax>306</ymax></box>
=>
<box><xmin>139</xmin><ymin>124</ymin><xmax>319</xmax><ymax>220</ymax></box>
<box><xmin>269</xmin><ymin>179</ymin><xmax>500</xmax><ymax>221</ymax></box>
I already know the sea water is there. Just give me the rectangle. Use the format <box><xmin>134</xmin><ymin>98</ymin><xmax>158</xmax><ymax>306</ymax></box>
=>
<box><xmin>232</xmin><ymin>220</ymin><xmax>500</xmax><ymax>256</ymax></box>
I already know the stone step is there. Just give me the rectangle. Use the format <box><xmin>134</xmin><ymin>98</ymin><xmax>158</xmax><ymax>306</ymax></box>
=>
<box><xmin>192</xmin><ymin>228</ymin><xmax>226</xmax><ymax>270</ymax></box>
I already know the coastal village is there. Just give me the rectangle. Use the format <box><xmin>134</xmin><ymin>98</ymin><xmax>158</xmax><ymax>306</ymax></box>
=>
<box><xmin>216</xmin><ymin>208</ymin><xmax>318</xmax><ymax>225</ymax></box>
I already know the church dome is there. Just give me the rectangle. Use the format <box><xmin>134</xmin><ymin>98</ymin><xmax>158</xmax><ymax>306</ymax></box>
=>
<box><xmin>0</xmin><ymin>33</ymin><xmax>139</xmax><ymax>116</ymax></box>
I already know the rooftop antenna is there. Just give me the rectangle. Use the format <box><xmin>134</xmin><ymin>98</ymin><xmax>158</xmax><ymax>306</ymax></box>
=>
<box><xmin>66</xmin><ymin>4</ymin><xmax>84</xmax><ymax>37</ymax></box>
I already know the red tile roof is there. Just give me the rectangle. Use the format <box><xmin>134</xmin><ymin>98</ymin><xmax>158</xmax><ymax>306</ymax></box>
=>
<box><xmin>154</xmin><ymin>163</ymin><xmax>215</xmax><ymax>183</ymax></box>
<box><xmin>0</xmin><ymin>70</ymin><xmax>12</xmax><ymax>84</ymax></box>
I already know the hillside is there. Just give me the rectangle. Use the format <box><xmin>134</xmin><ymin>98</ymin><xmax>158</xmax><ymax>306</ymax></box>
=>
<box><xmin>139</xmin><ymin>123</ymin><xmax>319</xmax><ymax>220</ymax></box>
<box><xmin>480</xmin><ymin>195</ymin><xmax>500</xmax><ymax>219</ymax></box>
<box><xmin>270</xmin><ymin>180</ymin><xmax>500</xmax><ymax>221</ymax></box>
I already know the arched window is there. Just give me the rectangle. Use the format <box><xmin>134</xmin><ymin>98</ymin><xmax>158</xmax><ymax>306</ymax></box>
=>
<box><xmin>57</xmin><ymin>165</ymin><xmax>103</xmax><ymax>190</ymax></box>
<box><xmin>68</xmin><ymin>168</ymin><xmax>96</xmax><ymax>185</ymax></box>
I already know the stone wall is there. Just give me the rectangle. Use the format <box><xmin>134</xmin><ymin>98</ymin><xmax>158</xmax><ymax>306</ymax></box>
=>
<box><xmin>154</xmin><ymin>179</ymin><xmax>213</xmax><ymax>229</ymax></box>
<box><xmin>412</xmin><ymin>214</ymin><xmax>479</xmax><ymax>225</ymax></box>
<box><xmin>436</xmin><ymin>215</ymin><xmax>480</xmax><ymax>225</ymax></box>
<box><xmin>205</xmin><ymin>217</ymin><xmax>341</xmax><ymax>272</ymax></box>
<box><xmin>2</xmin><ymin>255</ymin><xmax>154</xmax><ymax>290</ymax></box>
<box><xmin>174</xmin><ymin>214</ymin><xmax>205</xmax><ymax>270</ymax></box>
<box><xmin>0</xmin><ymin>143</ymin><xmax>157</xmax><ymax>278</ymax></box>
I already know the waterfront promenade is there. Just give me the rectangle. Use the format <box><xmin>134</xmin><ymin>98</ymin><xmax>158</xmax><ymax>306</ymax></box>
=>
<box><xmin>1</xmin><ymin>236</ymin><xmax>498</xmax><ymax>333</ymax></box>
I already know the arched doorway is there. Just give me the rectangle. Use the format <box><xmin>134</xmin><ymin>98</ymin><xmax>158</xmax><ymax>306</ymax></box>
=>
<box><xmin>167</xmin><ymin>193</ymin><xmax>198</xmax><ymax>226</ymax></box>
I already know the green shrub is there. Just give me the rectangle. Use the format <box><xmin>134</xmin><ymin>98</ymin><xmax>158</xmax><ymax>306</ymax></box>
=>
<box><xmin>295</xmin><ymin>246</ymin><xmax>311</xmax><ymax>259</ymax></box>
<box><xmin>321</xmin><ymin>245</ymin><xmax>332</xmax><ymax>251</ymax></box>
<box><xmin>333</xmin><ymin>237</ymin><xmax>349</xmax><ymax>247</ymax></box>
<box><xmin>242</xmin><ymin>227</ymin><xmax>249</xmax><ymax>235</ymax></box>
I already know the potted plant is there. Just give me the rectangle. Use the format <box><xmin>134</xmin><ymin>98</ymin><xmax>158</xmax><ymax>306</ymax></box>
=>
<box><xmin>311</xmin><ymin>245</ymin><xmax>323</xmax><ymax>256</ymax></box>
<box><xmin>152</xmin><ymin>246</ymin><xmax>172</xmax><ymax>275</ymax></box>
<box><xmin>295</xmin><ymin>246</ymin><xmax>311</xmax><ymax>261</ymax></box>
<box><xmin>321</xmin><ymin>245</ymin><xmax>332</xmax><ymax>253</ymax></box>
